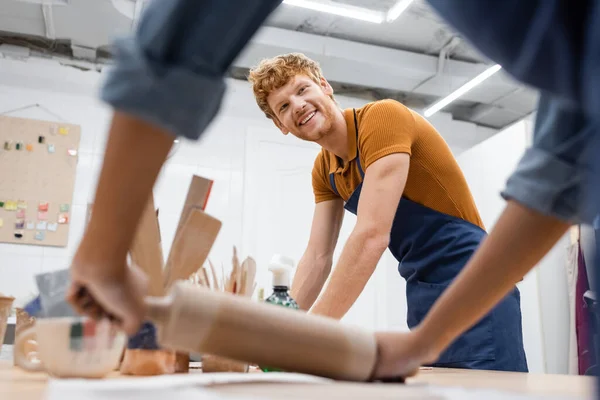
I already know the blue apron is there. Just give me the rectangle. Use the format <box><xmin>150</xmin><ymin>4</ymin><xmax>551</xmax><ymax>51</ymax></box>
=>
<box><xmin>328</xmin><ymin>110</ymin><xmax>528</xmax><ymax>372</ymax></box>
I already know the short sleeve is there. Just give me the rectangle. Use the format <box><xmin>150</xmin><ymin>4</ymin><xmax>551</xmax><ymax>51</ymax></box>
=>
<box><xmin>312</xmin><ymin>152</ymin><xmax>339</xmax><ymax>204</ymax></box>
<box><xmin>358</xmin><ymin>100</ymin><xmax>416</xmax><ymax>169</ymax></box>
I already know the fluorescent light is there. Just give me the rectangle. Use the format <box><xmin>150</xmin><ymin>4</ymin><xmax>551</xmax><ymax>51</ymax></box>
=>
<box><xmin>386</xmin><ymin>0</ymin><xmax>414</xmax><ymax>22</ymax></box>
<box><xmin>16</xmin><ymin>0</ymin><xmax>68</xmax><ymax>4</ymax></box>
<box><xmin>424</xmin><ymin>64</ymin><xmax>502</xmax><ymax>117</ymax></box>
<box><xmin>282</xmin><ymin>0</ymin><xmax>385</xmax><ymax>24</ymax></box>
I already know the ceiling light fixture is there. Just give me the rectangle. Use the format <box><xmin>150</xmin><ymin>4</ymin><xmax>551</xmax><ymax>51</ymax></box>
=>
<box><xmin>16</xmin><ymin>0</ymin><xmax>68</xmax><ymax>4</ymax></box>
<box><xmin>423</xmin><ymin>64</ymin><xmax>502</xmax><ymax>117</ymax></box>
<box><xmin>386</xmin><ymin>0</ymin><xmax>414</xmax><ymax>22</ymax></box>
<box><xmin>282</xmin><ymin>0</ymin><xmax>385</xmax><ymax>24</ymax></box>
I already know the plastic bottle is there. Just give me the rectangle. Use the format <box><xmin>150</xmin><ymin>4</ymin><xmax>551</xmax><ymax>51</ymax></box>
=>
<box><xmin>261</xmin><ymin>254</ymin><xmax>299</xmax><ymax>372</ymax></box>
<box><xmin>264</xmin><ymin>254</ymin><xmax>299</xmax><ymax>310</ymax></box>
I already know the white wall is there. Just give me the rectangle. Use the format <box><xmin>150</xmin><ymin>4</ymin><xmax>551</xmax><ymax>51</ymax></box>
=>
<box><xmin>0</xmin><ymin>57</ymin><xmax>497</xmax><ymax>331</ymax></box>
<box><xmin>457</xmin><ymin>119</ymin><xmax>571</xmax><ymax>375</ymax></box>
<box><xmin>427</xmin><ymin>111</ymin><xmax>499</xmax><ymax>155</ymax></box>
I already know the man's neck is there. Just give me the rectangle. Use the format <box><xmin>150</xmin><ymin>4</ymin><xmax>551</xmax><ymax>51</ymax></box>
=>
<box><xmin>316</xmin><ymin>108</ymin><xmax>349</xmax><ymax>161</ymax></box>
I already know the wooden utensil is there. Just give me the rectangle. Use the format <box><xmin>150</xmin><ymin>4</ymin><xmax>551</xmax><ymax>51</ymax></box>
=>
<box><xmin>175</xmin><ymin>175</ymin><xmax>213</xmax><ymax>232</ymax></box>
<box><xmin>201</xmin><ymin>267</ymin><xmax>211</xmax><ymax>290</ymax></box>
<box><xmin>221</xmin><ymin>262</ymin><xmax>226</xmax><ymax>292</ymax></box>
<box><xmin>225</xmin><ymin>252</ymin><xmax>235</xmax><ymax>294</ymax></box>
<box><xmin>242</xmin><ymin>257</ymin><xmax>257</xmax><ymax>297</ymax></box>
<box><xmin>233</xmin><ymin>247</ymin><xmax>242</xmax><ymax>294</ymax></box>
<box><xmin>163</xmin><ymin>207</ymin><xmax>222</xmax><ymax>289</ymax></box>
<box><xmin>130</xmin><ymin>195</ymin><xmax>165</xmax><ymax>296</ymax></box>
<box><xmin>240</xmin><ymin>268</ymin><xmax>247</xmax><ymax>297</ymax></box>
<box><xmin>163</xmin><ymin>175</ymin><xmax>213</xmax><ymax>284</ymax></box>
<box><xmin>208</xmin><ymin>259</ymin><xmax>220</xmax><ymax>291</ymax></box>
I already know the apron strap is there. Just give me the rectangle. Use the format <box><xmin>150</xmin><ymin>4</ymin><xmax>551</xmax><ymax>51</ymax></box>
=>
<box><xmin>353</xmin><ymin>109</ymin><xmax>365</xmax><ymax>179</ymax></box>
<box><xmin>328</xmin><ymin>108</ymin><xmax>363</xmax><ymax>197</ymax></box>
<box><xmin>356</xmin><ymin>154</ymin><xmax>364</xmax><ymax>178</ymax></box>
<box><xmin>329</xmin><ymin>172</ymin><xmax>340</xmax><ymax>196</ymax></box>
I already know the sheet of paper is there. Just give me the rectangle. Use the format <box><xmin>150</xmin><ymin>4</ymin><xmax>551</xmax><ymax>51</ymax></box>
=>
<box><xmin>44</xmin><ymin>374</ymin><xmax>581</xmax><ymax>400</ymax></box>
<box><xmin>44</xmin><ymin>372</ymin><xmax>332</xmax><ymax>400</ymax></box>
<box><xmin>427</xmin><ymin>385</ymin><xmax>582</xmax><ymax>400</ymax></box>
<box><xmin>45</xmin><ymin>385</ymin><xmax>234</xmax><ymax>400</ymax></box>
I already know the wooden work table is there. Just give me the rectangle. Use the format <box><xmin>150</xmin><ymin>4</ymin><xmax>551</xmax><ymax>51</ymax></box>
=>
<box><xmin>0</xmin><ymin>359</ymin><xmax>595</xmax><ymax>399</ymax></box>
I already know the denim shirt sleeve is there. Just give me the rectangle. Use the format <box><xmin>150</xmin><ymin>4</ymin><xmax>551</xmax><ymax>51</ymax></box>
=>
<box><xmin>426</xmin><ymin>0</ymin><xmax>600</xmax><ymax>223</ymax></box>
<box><xmin>425</xmin><ymin>0</ymin><xmax>597</xmax><ymax>114</ymax></box>
<box><xmin>99</xmin><ymin>0</ymin><xmax>281</xmax><ymax>140</ymax></box>
<box><xmin>501</xmin><ymin>94</ymin><xmax>597</xmax><ymax>224</ymax></box>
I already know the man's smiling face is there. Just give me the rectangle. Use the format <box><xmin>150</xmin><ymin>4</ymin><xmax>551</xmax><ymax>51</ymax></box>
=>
<box><xmin>267</xmin><ymin>74</ymin><xmax>337</xmax><ymax>142</ymax></box>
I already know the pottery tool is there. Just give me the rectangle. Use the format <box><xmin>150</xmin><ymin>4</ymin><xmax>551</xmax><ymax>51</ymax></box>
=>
<box><xmin>239</xmin><ymin>266</ymin><xmax>247</xmax><ymax>297</ymax></box>
<box><xmin>129</xmin><ymin>195</ymin><xmax>165</xmax><ymax>296</ymax></box>
<box><xmin>163</xmin><ymin>207</ymin><xmax>222</xmax><ymax>289</ymax></box>
<box><xmin>220</xmin><ymin>262</ymin><xmax>226</xmax><ymax>292</ymax></box>
<box><xmin>232</xmin><ymin>247</ymin><xmax>241</xmax><ymax>294</ymax></box>
<box><xmin>224</xmin><ymin>252</ymin><xmax>236</xmax><ymax>294</ymax></box>
<box><xmin>207</xmin><ymin>260</ymin><xmax>220</xmax><ymax>291</ymax></box>
<box><xmin>145</xmin><ymin>282</ymin><xmax>378</xmax><ymax>382</ymax></box>
<box><xmin>241</xmin><ymin>257</ymin><xmax>257</xmax><ymax>297</ymax></box>
<box><xmin>173</xmin><ymin>175</ymin><xmax>213</xmax><ymax>235</ymax></box>
<box><xmin>222</xmin><ymin>248</ymin><xmax>257</xmax><ymax>296</ymax></box>
<box><xmin>162</xmin><ymin>175</ymin><xmax>214</xmax><ymax>286</ymax></box>
<box><xmin>196</xmin><ymin>270</ymin><xmax>207</xmax><ymax>287</ymax></box>
<box><xmin>201</xmin><ymin>266</ymin><xmax>211</xmax><ymax>290</ymax></box>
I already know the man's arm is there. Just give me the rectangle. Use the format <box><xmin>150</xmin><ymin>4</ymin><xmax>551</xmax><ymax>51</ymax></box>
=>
<box><xmin>291</xmin><ymin>199</ymin><xmax>344</xmax><ymax>310</ymax></box>
<box><xmin>309</xmin><ymin>153</ymin><xmax>409</xmax><ymax>319</ymax></box>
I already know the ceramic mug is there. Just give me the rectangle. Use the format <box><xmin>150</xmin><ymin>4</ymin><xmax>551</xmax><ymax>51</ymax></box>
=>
<box><xmin>14</xmin><ymin>317</ymin><xmax>127</xmax><ymax>378</ymax></box>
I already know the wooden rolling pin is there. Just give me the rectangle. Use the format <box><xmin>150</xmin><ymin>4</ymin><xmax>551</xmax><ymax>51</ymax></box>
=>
<box><xmin>144</xmin><ymin>282</ymin><xmax>378</xmax><ymax>381</ymax></box>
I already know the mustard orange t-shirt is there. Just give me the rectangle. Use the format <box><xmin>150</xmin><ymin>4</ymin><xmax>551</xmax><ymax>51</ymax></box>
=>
<box><xmin>312</xmin><ymin>99</ymin><xmax>484</xmax><ymax>230</ymax></box>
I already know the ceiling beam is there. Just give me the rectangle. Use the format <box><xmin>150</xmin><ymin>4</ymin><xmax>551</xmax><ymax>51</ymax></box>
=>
<box><xmin>41</xmin><ymin>4</ymin><xmax>55</xmax><ymax>39</ymax></box>
<box><xmin>234</xmin><ymin>26</ymin><xmax>521</xmax><ymax>106</ymax></box>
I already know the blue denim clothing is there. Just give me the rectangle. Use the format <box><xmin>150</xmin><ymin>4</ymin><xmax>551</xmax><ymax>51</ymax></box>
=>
<box><xmin>427</xmin><ymin>0</ymin><xmax>600</xmax><ymax>386</ymax></box>
<box><xmin>427</xmin><ymin>0</ymin><xmax>600</xmax><ymax>226</ymax></box>
<box><xmin>426</xmin><ymin>0</ymin><xmax>599</xmax><ymax>118</ymax></box>
<box><xmin>501</xmin><ymin>95</ymin><xmax>598</xmax><ymax>225</ymax></box>
<box><xmin>100</xmin><ymin>0</ymin><xmax>281</xmax><ymax>140</ymax></box>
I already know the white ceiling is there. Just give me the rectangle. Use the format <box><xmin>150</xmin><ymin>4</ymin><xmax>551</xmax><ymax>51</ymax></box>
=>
<box><xmin>268</xmin><ymin>0</ymin><xmax>486</xmax><ymax>62</ymax></box>
<box><xmin>0</xmin><ymin>0</ymin><xmax>538</xmax><ymax>129</ymax></box>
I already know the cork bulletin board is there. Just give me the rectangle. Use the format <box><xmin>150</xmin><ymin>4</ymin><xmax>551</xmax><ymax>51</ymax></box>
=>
<box><xmin>0</xmin><ymin>115</ymin><xmax>81</xmax><ymax>247</ymax></box>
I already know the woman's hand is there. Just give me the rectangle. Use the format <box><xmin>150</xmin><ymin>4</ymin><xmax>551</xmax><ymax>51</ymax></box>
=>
<box><xmin>372</xmin><ymin>329</ymin><xmax>440</xmax><ymax>380</ymax></box>
<box><xmin>67</xmin><ymin>245</ymin><xmax>148</xmax><ymax>336</ymax></box>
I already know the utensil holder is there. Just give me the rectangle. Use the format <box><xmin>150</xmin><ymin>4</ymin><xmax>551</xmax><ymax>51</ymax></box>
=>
<box><xmin>120</xmin><ymin>348</ymin><xmax>176</xmax><ymax>376</ymax></box>
<box><xmin>175</xmin><ymin>352</ymin><xmax>190</xmax><ymax>373</ymax></box>
<box><xmin>120</xmin><ymin>321</ymin><xmax>177</xmax><ymax>376</ymax></box>
<box><xmin>202</xmin><ymin>354</ymin><xmax>249</xmax><ymax>373</ymax></box>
